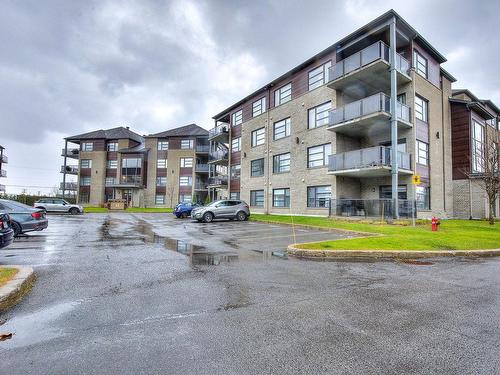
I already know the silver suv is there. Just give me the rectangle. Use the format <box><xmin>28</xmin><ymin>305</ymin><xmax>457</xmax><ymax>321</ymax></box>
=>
<box><xmin>191</xmin><ymin>200</ymin><xmax>250</xmax><ymax>223</ymax></box>
<box><xmin>34</xmin><ymin>198</ymin><xmax>84</xmax><ymax>215</ymax></box>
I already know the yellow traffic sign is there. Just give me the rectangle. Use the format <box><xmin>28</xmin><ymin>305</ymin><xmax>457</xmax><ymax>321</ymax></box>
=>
<box><xmin>412</xmin><ymin>174</ymin><xmax>421</xmax><ymax>185</ymax></box>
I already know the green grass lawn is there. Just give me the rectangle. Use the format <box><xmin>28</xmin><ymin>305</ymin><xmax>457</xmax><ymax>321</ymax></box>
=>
<box><xmin>0</xmin><ymin>267</ymin><xmax>18</xmax><ymax>288</ymax></box>
<box><xmin>250</xmin><ymin>214</ymin><xmax>500</xmax><ymax>250</ymax></box>
<box><xmin>84</xmin><ymin>207</ymin><xmax>173</xmax><ymax>213</ymax></box>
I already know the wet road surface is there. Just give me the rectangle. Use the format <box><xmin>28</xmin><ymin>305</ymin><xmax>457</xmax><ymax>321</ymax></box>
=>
<box><xmin>1</xmin><ymin>213</ymin><xmax>499</xmax><ymax>374</ymax></box>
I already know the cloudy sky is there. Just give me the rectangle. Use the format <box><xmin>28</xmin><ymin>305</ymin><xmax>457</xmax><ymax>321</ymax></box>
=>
<box><xmin>1</xmin><ymin>0</ymin><xmax>500</xmax><ymax>194</ymax></box>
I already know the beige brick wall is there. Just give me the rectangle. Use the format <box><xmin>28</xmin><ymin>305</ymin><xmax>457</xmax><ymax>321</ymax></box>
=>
<box><xmin>79</xmin><ymin>150</ymin><xmax>106</xmax><ymax>206</ymax></box>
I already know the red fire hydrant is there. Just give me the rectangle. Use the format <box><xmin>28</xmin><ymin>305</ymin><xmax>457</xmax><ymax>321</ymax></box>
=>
<box><xmin>431</xmin><ymin>217</ymin><xmax>440</xmax><ymax>231</ymax></box>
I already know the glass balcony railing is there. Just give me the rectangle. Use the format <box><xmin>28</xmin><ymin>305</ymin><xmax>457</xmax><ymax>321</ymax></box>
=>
<box><xmin>208</xmin><ymin>124</ymin><xmax>229</xmax><ymax>140</ymax></box>
<box><xmin>196</xmin><ymin>145</ymin><xmax>209</xmax><ymax>153</ymax></box>
<box><xmin>61</xmin><ymin>165</ymin><xmax>79</xmax><ymax>174</ymax></box>
<box><xmin>61</xmin><ymin>148</ymin><xmax>80</xmax><ymax>158</ymax></box>
<box><xmin>195</xmin><ymin>164</ymin><xmax>209</xmax><ymax>172</ymax></box>
<box><xmin>60</xmin><ymin>182</ymin><xmax>78</xmax><ymax>190</ymax></box>
<box><xmin>328</xmin><ymin>146</ymin><xmax>411</xmax><ymax>172</ymax></box>
<box><xmin>195</xmin><ymin>181</ymin><xmax>208</xmax><ymax>190</ymax></box>
<box><xmin>329</xmin><ymin>93</ymin><xmax>411</xmax><ymax>126</ymax></box>
<box><xmin>0</xmin><ymin>184</ymin><xmax>5</xmax><ymax>192</ymax></box>
<box><xmin>329</xmin><ymin>41</ymin><xmax>410</xmax><ymax>82</ymax></box>
<box><xmin>208</xmin><ymin>176</ymin><xmax>228</xmax><ymax>186</ymax></box>
<box><xmin>1</xmin><ymin>154</ymin><xmax>8</xmax><ymax>164</ymax></box>
<box><xmin>0</xmin><ymin>170</ymin><xmax>6</xmax><ymax>178</ymax></box>
<box><xmin>208</xmin><ymin>149</ymin><xmax>229</xmax><ymax>162</ymax></box>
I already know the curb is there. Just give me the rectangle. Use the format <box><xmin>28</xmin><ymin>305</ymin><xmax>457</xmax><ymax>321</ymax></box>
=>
<box><xmin>287</xmin><ymin>245</ymin><xmax>500</xmax><ymax>259</ymax></box>
<box><xmin>0</xmin><ymin>266</ymin><xmax>36</xmax><ymax>311</ymax></box>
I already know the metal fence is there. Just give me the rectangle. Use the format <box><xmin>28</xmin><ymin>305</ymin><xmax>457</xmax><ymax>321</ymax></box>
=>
<box><xmin>328</xmin><ymin>199</ymin><xmax>417</xmax><ymax>219</ymax></box>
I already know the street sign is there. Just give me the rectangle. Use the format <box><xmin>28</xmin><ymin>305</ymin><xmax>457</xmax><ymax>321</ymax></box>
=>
<box><xmin>412</xmin><ymin>174</ymin><xmax>421</xmax><ymax>185</ymax></box>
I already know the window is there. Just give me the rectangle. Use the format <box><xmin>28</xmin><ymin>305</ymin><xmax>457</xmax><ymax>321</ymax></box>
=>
<box><xmin>379</xmin><ymin>185</ymin><xmax>408</xmax><ymax>200</ymax></box>
<box><xmin>413</xmin><ymin>50</ymin><xmax>428</xmax><ymax>79</ymax></box>
<box><xmin>106</xmin><ymin>160</ymin><xmax>117</xmax><ymax>169</ymax></box>
<box><xmin>308</xmin><ymin>102</ymin><xmax>331</xmax><ymax>129</ymax></box>
<box><xmin>82</xmin><ymin>142</ymin><xmax>93</xmax><ymax>151</ymax></box>
<box><xmin>157</xmin><ymin>159</ymin><xmax>167</xmax><ymax>168</ymax></box>
<box><xmin>158</xmin><ymin>141</ymin><xmax>169</xmax><ymax>150</ymax></box>
<box><xmin>307</xmin><ymin>186</ymin><xmax>331</xmax><ymax>208</ymax></box>
<box><xmin>231</xmin><ymin>137</ymin><xmax>241</xmax><ymax>152</ymax></box>
<box><xmin>79</xmin><ymin>193</ymin><xmax>89</xmax><ymax>204</ymax></box>
<box><xmin>230</xmin><ymin>192</ymin><xmax>240</xmax><ymax>200</ymax></box>
<box><xmin>308</xmin><ymin>143</ymin><xmax>331</xmax><ymax>168</ymax></box>
<box><xmin>274</xmin><ymin>83</ymin><xmax>291</xmax><ymax>106</ymax></box>
<box><xmin>232</xmin><ymin>110</ymin><xmax>243</xmax><ymax>126</ymax></box>
<box><xmin>252</xmin><ymin>97</ymin><xmax>266</xmax><ymax>117</ymax></box>
<box><xmin>251</xmin><ymin>158</ymin><xmax>264</xmax><ymax>177</ymax></box>
<box><xmin>251</xmin><ymin>127</ymin><xmax>265</xmax><ymax>147</ymax></box>
<box><xmin>472</xmin><ymin>120</ymin><xmax>485</xmax><ymax>172</ymax></box>
<box><xmin>415</xmin><ymin>95</ymin><xmax>428</xmax><ymax>122</ymax></box>
<box><xmin>230</xmin><ymin>164</ymin><xmax>241</xmax><ymax>179</ymax></box>
<box><xmin>273</xmin><ymin>153</ymin><xmax>290</xmax><ymax>173</ymax></box>
<box><xmin>80</xmin><ymin>159</ymin><xmax>92</xmax><ymax>169</ymax></box>
<box><xmin>308</xmin><ymin>61</ymin><xmax>332</xmax><ymax>90</ymax></box>
<box><xmin>180</xmin><ymin>158</ymin><xmax>193</xmax><ymax>168</ymax></box>
<box><xmin>121</xmin><ymin>158</ymin><xmax>142</xmax><ymax>184</ymax></box>
<box><xmin>80</xmin><ymin>176</ymin><xmax>91</xmax><ymax>186</ymax></box>
<box><xmin>417</xmin><ymin>141</ymin><xmax>429</xmax><ymax>166</ymax></box>
<box><xmin>156</xmin><ymin>177</ymin><xmax>167</xmax><ymax>186</ymax></box>
<box><xmin>181</xmin><ymin>139</ymin><xmax>194</xmax><ymax>149</ymax></box>
<box><xmin>179</xmin><ymin>176</ymin><xmax>192</xmax><ymax>186</ymax></box>
<box><xmin>273</xmin><ymin>118</ymin><xmax>291</xmax><ymax>140</ymax></box>
<box><xmin>179</xmin><ymin>194</ymin><xmax>192</xmax><ymax>203</ymax></box>
<box><xmin>155</xmin><ymin>195</ymin><xmax>165</xmax><ymax>205</ymax></box>
<box><xmin>250</xmin><ymin>190</ymin><xmax>264</xmax><ymax>207</ymax></box>
<box><xmin>273</xmin><ymin>188</ymin><xmax>290</xmax><ymax>207</ymax></box>
<box><xmin>416</xmin><ymin>186</ymin><xmax>430</xmax><ymax>210</ymax></box>
<box><xmin>107</xmin><ymin>142</ymin><xmax>118</xmax><ymax>152</ymax></box>
<box><xmin>105</xmin><ymin>177</ymin><xmax>115</xmax><ymax>186</ymax></box>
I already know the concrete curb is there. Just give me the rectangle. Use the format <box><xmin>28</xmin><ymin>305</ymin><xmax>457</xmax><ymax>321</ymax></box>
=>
<box><xmin>287</xmin><ymin>244</ymin><xmax>500</xmax><ymax>259</ymax></box>
<box><xmin>0</xmin><ymin>266</ymin><xmax>36</xmax><ymax>311</ymax></box>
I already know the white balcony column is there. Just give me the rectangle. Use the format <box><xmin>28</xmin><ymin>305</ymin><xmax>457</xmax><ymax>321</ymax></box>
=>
<box><xmin>389</xmin><ymin>16</ymin><xmax>399</xmax><ymax>218</ymax></box>
<box><xmin>62</xmin><ymin>139</ymin><xmax>68</xmax><ymax>199</ymax></box>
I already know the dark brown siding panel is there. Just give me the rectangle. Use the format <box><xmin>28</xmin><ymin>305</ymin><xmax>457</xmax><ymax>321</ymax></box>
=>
<box><xmin>156</xmin><ymin>186</ymin><xmax>166</xmax><ymax>194</ymax></box>
<box><xmin>168</xmin><ymin>138</ymin><xmax>181</xmax><ymax>150</ymax></box>
<box><xmin>230</xmin><ymin>179</ymin><xmax>240</xmax><ymax>191</ymax></box>
<box><xmin>450</xmin><ymin>102</ymin><xmax>471</xmax><ymax>180</ymax></box>
<box><xmin>106</xmin><ymin>169</ymin><xmax>117</xmax><ymax>177</ymax></box>
<box><xmin>156</xmin><ymin>168</ymin><xmax>167</xmax><ymax>177</ymax></box>
<box><xmin>80</xmin><ymin>168</ymin><xmax>91</xmax><ymax>177</ymax></box>
<box><xmin>179</xmin><ymin>186</ymin><xmax>192</xmax><ymax>194</ymax></box>
<box><xmin>157</xmin><ymin>150</ymin><xmax>168</xmax><ymax>159</ymax></box>
<box><xmin>416</xmin><ymin>120</ymin><xmax>429</xmax><ymax>142</ymax></box>
<box><xmin>179</xmin><ymin>167</ymin><xmax>192</xmax><ymax>176</ymax></box>
<box><xmin>231</xmin><ymin>125</ymin><xmax>242</xmax><ymax>138</ymax></box>
<box><xmin>231</xmin><ymin>151</ymin><xmax>241</xmax><ymax>165</ymax></box>
<box><xmin>413</xmin><ymin>42</ymin><xmax>440</xmax><ymax>87</ymax></box>
<box><xmin>107</xmin><ymin>152</ymin><xmax>117</xmax><ymax>160</ymax></box>
<box><xmin>92</xmin><ymin>140</ymin><xmax>106</xmax><ymax>151</ymax></box>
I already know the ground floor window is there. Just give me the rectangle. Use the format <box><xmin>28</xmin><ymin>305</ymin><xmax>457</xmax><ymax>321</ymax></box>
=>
<box><xmin>379</xmin><ymin>185</ymin><xmax>407</xmax><ymax>200</ymax></box>
<box><xmin>79</xmin><ymin>193</ymin><xmax>89</xmax><ymax>204</ymax></box>
<box><xmin>179</xmin><ymin>194</ymin><xmax>192</xmax><ymax>203</ymax></box>
<box><xmin>105</xmin><ymin>192</ymin><xmax>115</xmax><ymax>202</ymax></box>
<box><xmin>416</xmin><ymin>186</ymin><xmax>430</xmax><ymax>210</ymax></box>
<box><xmin>250</xmin><ymin>190</ymin><xmax>264</xmax><ymax>207</ymax></box>
<box><xmin>155</xmin><ymin>195</ymin><xmax>165</xmax><ymax>205</ymax></box>
<box><xmin>307</xmin><ymin>185</ymin><xmax>331</xmax><ymax>208</ymax></box>
<box><xmin>230</xmin><ymin>192</ymin><xmax>240</xmax><ymax>200</ymax></box>
<box><xmin>273</xmin><ymin>188</ymin><xmax>290</xmax><ymax>207</ymax></box>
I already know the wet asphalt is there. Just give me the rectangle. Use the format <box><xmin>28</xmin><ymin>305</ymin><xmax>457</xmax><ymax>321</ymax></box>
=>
<box><xmin>0</xmin><ymin>213</ymin><xmax>499</xmax><ymax>374</ymax></box>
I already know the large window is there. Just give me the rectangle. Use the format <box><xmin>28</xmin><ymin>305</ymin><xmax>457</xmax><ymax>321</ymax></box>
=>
<box><xmin>155</xmin><ymin>195</ymin><xmax>165</xmax><ymax>205</ymax></box>
<box><xmin>105</xmin><ymin>177</ymin><xmax>115</xmax><ymax>186</ymax></box>
<box><xmin>307</xmin><ymin>143</ymin><xmax>331</xmax><ymax>168</ymax></box>
<box><xmin>307</xmin><ymin>186</ymin><xmax>331</xmax><ymax>208</ymax></box>
<box><xmin>231</xmin><ymin>137</ymin><xmax>241</xmax><ymax>152</ymax></box>
<box><xmin>80</xmin><ymin>159</ymin><xmax>92</xmax><ymax>169</ymax></box>
<box><xmin>250</xmin><ymin>190</ymin><xmax>264</xmax><ymax>207</ymax></box>
<box><xmin>107</xmin><ymin>142</ymin><xmax>118</xmax><ymax>152</ymax></box>
<box><xmin>251</xmin><ymin>127</ymin><xmax>265</xmax><ymax>147</ymax></box>
<box><xmin>156</xmin><ymin>177</ymin><xmax>167</xmax><ymax>186</ymax></box>
<box><xmin>252</xmin><ymin>97</ymin><xmax>266</xmax><ymax>117</ymax></box>
<box><xmin>274</xmin><ymin>83</ymin><xmax>291</xmax><ymax>106</ymax></box>
<box><xmin>273</xmin><ymin>153</ymin><xmax>290</xmax><ymax>173</ymax></box>
<box><xmin>232</xmin><ymin>110</ymin><xmax>243</xmax><ymax>126</ymax></box>
<box><xmin>157</xmin><ymin>159</ymin><xmax>167</xmax><ymax>168</ymax></box>
<box><xmin>273</xmin><ymin>118</ymin><xmax>291</xmax><ymax>140</ymax></box>
<box><xmin>179</xmin><ymin>194</ymin><xmax>192</xmax><ymax>203</ymax></box>
<box><xmin>80</xmin><ymin>176</ymin><xmax>91</xmax><ymax>186</ymax></box>
<box><xmin>179</xmin><ymin>176</ymin><xmax>192</xmax><ymax>186</ymax></box>
<box><xmin>230</xmin><ymin>164</ymin><xmax>241</xmax><ymax>179</ymax></box>
<box><xmin>413</xmin><ymin>50</ymin><xmax>428</xmax><ymax>79</ymax></box>
<box><xmin>415</xmin><ymin>95</ymin><xmax>428</xmax><ymax>122</ymax></box>
<box><xmin>308</xmin><ymin>61</ymin><xmax>332</xmax><ymax>90</ymax></box>
<box><xmin>308</xmin><ymin>101</ymin><xmax>331</xmax><ymax>129</ymax></box>
<box><xmin>180</xmin><ymin>157</ymin><xmax>193</xmax><ymax>168</ymax></box>
<box><xmin>379</xmin><ymin>185</ymin><xmax>408</xmax><ymax>200</ymax></box>
<box><xmin>158</xmin><ymin>141</ymin><xmax>169</xmax><ymax>150</ymax></box>
<box><xmin>273</xmin><ymin>188</ymin><xmax>290</xmax><ymax>207</ymax></box>
<box><xmin>121</xmin><ymin>158</ymin><xmax>142</xmax><ymax>184</ymax></box>
<box><xmin>230</xmin><ymin>192</ymin><xmax>240</xmax><ymax>200</ymax></box>
<box><xmin>417</xmin><ymin>141</ymin><xmax>429</xmax><ymax>166</ymax></box>
<box><xmin>472</xmin><ymin>120</ymin><xmax>485</xmax><ymax>172</ymax></box>
<box><xmin>107</xmin><ymin>160</ymin><xmax>117</xmax><ymax>169</ymax></box>
<box><xmin>82</xmin><ymin>142</ymin><xmax>93</xmax><ymax>151</ymax></box>
<box><xmin>416</xmin><ymin>186</ymin><xmax>430</xmax><ymax>210</ymax></box>
<box><xmin>181</xmin><ymin>139</ymin><xmax>194</xmax><ymax>149</ymax></box>
<box><xmin>251</xmin><ymin>158</ymin><xmax>264</xmax><ymax>177</ymax></box>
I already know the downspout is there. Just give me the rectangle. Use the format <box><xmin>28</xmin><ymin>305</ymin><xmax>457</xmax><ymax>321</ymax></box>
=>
<box><xmin>389</xmin><ymin>17</ymin><xmax>399</xmax><ymax>218</ymax></box>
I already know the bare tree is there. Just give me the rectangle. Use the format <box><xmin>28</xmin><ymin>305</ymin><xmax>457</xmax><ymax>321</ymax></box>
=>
<box><xmin>165</xmin><ymin>185</ymin><xmax>175</xmax><ymax>208</ymax></box>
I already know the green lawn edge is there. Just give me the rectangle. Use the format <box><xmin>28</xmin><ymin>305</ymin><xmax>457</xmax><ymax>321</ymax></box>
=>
<box><xmin>250</xmin><ymin>214</ymin><xmax>500</xmax><ymax>251</ymax></box>
<box><xmin>0</xmin><ymin>267</ymin><xmax>19</xmax><ymax>288</ymax></box>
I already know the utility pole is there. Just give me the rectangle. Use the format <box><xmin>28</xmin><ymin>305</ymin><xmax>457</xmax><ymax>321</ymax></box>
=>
<box><xmin>389</xmin><ymin>16</ymin><xmax>399</xmax><ymax>219</ymax></box>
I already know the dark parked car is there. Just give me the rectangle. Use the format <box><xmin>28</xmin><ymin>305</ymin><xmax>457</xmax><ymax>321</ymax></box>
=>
<box><xmin>0</xmin><ymin>213</ymin><xmax>14</xmax><ymax>249</ymax></box>
<box><xmin>0</xmin><ymin>199</ymin><xmax>48</xmax><ymax>237</ymax></box>
<box><xmin>191</xmin><ymin>200</ymin><xmax>250</xmax><ymax>222</ymax></box>
<box><xmin>173</xmin><ymin>202</ymin><xmax>201</xmax><ymax>218</ymax></box>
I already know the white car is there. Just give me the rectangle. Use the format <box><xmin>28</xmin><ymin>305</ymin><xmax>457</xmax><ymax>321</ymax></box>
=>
<box><xmin>34</xmin><ymin>198</ymin><xmax>84</xmax><ymax>215</ymax></box>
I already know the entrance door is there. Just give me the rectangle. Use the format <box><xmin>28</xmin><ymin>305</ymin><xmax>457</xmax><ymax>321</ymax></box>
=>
<box><xmin>122</xmin><ymin>189</ymin><xmax>133</xmax><ymax>206</ymax></box>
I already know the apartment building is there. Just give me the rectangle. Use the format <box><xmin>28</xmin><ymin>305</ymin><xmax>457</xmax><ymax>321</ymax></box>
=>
<box><xmin>0</xmin><ymin>146</ymin><xmax>7</xmax><ymax>193</ymax></box>
<box><xmin>450</xmin><ymin>89</ymin><xmax>500</xmax><ymax>219</ymax></box>
<box><xmin>62</xmin><ymin>124</ymin><xmax>209</xmax><ymax>207</ymax></box>
<box><xmin>210</xmin><ymin>9</ymin><xmax>456</xmax><ymax>218</ymax></box>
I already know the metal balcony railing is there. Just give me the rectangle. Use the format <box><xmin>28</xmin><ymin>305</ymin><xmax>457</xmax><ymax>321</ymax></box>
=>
<box><xmin>328</xmin><ymin>146</ymin><xmax>411</xmax><ymax>172</ymax></box>
<box><xmin>208</xmin><ymin>124</ymin><xmax>229</xmax><ymax>139</ymax></box>
<box><xmin>61</xmin><ymin>148</ymin><xmax>80</xmax><ymax>157</ymax></box>
<box><xmin>208</xmin><ymin>176</ymin><xmax>228</xmax><ymax>186</ymax></box>
<box><xmin>60</xmin><ymin>182</ymin><xmax>78</xmax><ymax>190</ymax></box>
<box><xmin>209</xmin><ymin>149</ymin><xmax>229</xmax><ymax>162</ymax></box>
<box><xmin>329</xmin><ymin>93</ymin><xmax>411</xmax><ymax>125</ymax></box>
<box><xmin>0</xmin><ymin>154</ymin><xmax>8</xmax><ymax>163</ymax></box>
<box><xmin>0</xmin><ymin>184</ymin><xmax>5</xmax><ymax>192</ymax></box>
<box><xmin>0</xmin><ymin>170</ymin><xmax>6</xmax><ymax>178</ymax></box>
<box><xmin>329</xmin><ymin>41</ymin><xmax>410</xmax><ymax>82</ymax></box>
<box><xmin>195</xmin><ymin>182</ymin><xmax>208</xmax><ymax>190</ymax></box>
<box><xmin>195</xmin><ymin>164</ymin><xmax>209</xmax><ymax>172</ymax></box>
<box><xmin>196</xmin><ymin>145</ymin><xmax>209</xmax><ymax>153</ymax></box>
<box><xmin>61</xmin><ymin>165</ymin><xmax>79</xmax><ymax>174</ymax></box>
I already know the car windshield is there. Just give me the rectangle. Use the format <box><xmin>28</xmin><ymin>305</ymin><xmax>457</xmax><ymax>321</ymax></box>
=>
<box><xmin>0</xmin><ymin>200</ymin><xmax>33</xmax><ymax>211</ymax></box>
<box><xmin>207</xmin><ymin>200</ymin><xmax>222</xmax><ymax>207</ymax></box>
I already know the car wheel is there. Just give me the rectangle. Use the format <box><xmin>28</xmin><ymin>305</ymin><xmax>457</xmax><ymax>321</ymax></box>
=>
<box><xmin>236</xmin><ymin>211</ymin><xmax>247</xmax><ymax>221</ymax></box>
<box><xmin>181</xmin><ymin>212</ymin><xmax>188</xmax><ymax>219</ymax></box>
<box><xmin>11</xmin><ymin>221</ymin><xmax>22</xmax><ymax>237</ymax></box>
<box><xmin>69</xmin><ymin>207</ymin><xmax>79</xmax><ymax>215</ymax></box>
<box><xmin>203</xmin><ymin>212</ymin><xmax>214</xmax><ymax>223</ymax></box>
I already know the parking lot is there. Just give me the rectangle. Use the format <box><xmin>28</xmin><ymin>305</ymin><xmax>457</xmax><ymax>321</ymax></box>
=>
<box><xmin>1</xmin><ymin>213</ymin><xmax>500</xmax><ymax>374</ymax></box>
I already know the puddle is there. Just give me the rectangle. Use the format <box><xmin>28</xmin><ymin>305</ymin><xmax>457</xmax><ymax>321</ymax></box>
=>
<box><xmin>397</xmin><ymin>259</ymin><xmax>434</xmax><ymax>266</ymax></box>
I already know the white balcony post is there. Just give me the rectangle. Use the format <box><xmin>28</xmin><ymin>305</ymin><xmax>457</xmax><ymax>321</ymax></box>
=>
<box><xmin>62</xmin><ymin>139</ymin><xmax>68</xmax><ymax>199</ymax></box>
<box><xmin>389</xmin><ymin>16</ymin><xmax>399</xmax><ymax>219</ymax></box>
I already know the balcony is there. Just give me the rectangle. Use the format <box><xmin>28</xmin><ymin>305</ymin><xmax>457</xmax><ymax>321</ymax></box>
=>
<box><xmin>328</xmin><ymin>146</ymin><xmax>412</xmax><ymax>177</ymax></box>
<box><xmin>208</xmin><ymin>176</ymin><xmax>228</xmax><ymax>187</ymax></box>
<box><xmin>195</xmin><ymin>163</ymin><xmax>209</xmax><ymax>173</ymax></box>
<box><xmin>208</xmin><ymin>124</ymin><xmax>229</xmax><ymax>142</ymax></box>
<box><xmin>195</xmin><ymin>145</ymin><xmax>209</xmax><ymax>153</ymax></box>
<box><xmin>0</xmin><ymin>184</ymin><xmax>5</xmax><ymax>192</ymax></box>
<box><xmin>60</xmin><ymin>182</ymin><xmax>78</xmax><ymax>191</ymax></box>
<box><xmin>208</xmin><ymin>149</ymin><xmax>229</xmax><ymax>165</ymax></box>
<box><xmin>194</xmin><ymin>182</ymin><xmax>208</xmax><ymax>190</ymax></box>
<box><xmin>60</xmin><ymin>165</ymin><xmax>79</xmax><ymax>174</ymax></box>
<box><xmin>328</xmin><ymin>41</ymin><xmax>411</xmax><ymax>97</ymax></box>
<box><xmin>61</xmin><ymin>148</ymin><xmax>80</xmax><ymax>159</ymax></box>
<box><xmin>0</xmin><ymin>154</ymin><xmax>7</xmax><ymax>164</ymax></box>
<box><xmin>0</xmin><ymin>170</ymin><xmax>6</xmax><ymax>178</ymax></box>
<box><xmin>328</xmin><ymin>93</ymin><xmax>412</xmax><ymax>137</ymax></box>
